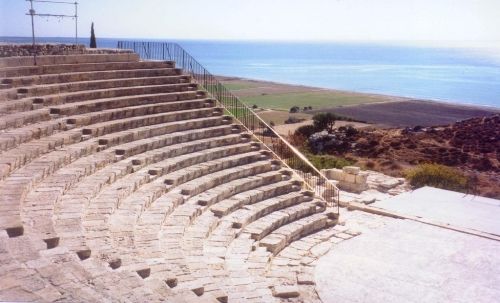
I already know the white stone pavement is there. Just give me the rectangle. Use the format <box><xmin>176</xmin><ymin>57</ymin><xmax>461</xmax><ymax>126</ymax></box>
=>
<box><xmin>374</xmin><ymin>186</ymin><xmax>500</xmax><ymax>236</ymax></box>
<box><xmin>315</xmin><ymin>212</ymin><xmax>500</xmax><ymax>303</ymax></box>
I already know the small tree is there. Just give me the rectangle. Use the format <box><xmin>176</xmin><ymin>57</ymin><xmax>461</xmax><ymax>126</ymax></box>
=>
<box><xmin>90</xmin><ymin>22</ymin><xmax>97</xmax><ymax>48</ymax></box>
<box><xmin>313</xmin><ymin>112</ymin><xmax>337</xmax><ymax>133</ymax></box>
<box><xmin>294</xmin><ymin>124</ymin><xmax>316</xmax><ymax>138</ymax></box>
<box><xmin>289</xmin><ymin>106</ymin><xmax>300</xmax><ymax>113</ymax></box>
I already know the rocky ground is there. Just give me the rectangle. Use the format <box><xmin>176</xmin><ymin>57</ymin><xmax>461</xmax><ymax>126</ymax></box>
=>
<box><xmin>306</xmin><ymin>114</ymin><xmax>500</xmax><ymax>198</ymax></box>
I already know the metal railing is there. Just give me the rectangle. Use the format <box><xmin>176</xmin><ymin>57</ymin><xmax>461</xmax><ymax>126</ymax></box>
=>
<box><xmin>117</xmin><ymin>41</ymin><xmax>340</xmax><ymax>213</ymax></box>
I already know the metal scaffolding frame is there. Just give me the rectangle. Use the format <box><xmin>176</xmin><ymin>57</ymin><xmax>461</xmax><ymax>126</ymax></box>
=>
<box><xmin>26</xmin><ymin>0</ymin><xmax>79</xmax><ymax>64</ymax></box>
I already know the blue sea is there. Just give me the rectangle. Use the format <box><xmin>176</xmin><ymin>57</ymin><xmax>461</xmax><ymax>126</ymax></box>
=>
<box><xmin>2</xmin><ymin>36</ymin><xmax>500</xmax><ymax>108</ymax></box>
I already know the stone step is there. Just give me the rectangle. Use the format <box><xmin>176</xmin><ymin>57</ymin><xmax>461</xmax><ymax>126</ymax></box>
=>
<box><xmin>55</xmin><ymin>134</ymin><xmax>247</xmax><ymax>252</ymax></box>
<box><xmin>101</xmin><ymin>122</ymin><xmax>235</xmax><ymax>159</ymax></box>
<box><xmin>244</xmin><ymin>200</ymin><xmax>326</xmax><ymax>241</ymax></box>
<box><xmin>82</xmin><ymin>107</ymin><xmax>222</xmax><ymax>139</ymax></box>
<box><xmin>85</xmin><ymin>161</ymin><xmax>273</xmax><ymax>301</ymax></box>
<box><xmin>0</xmin><ymin>124</ymin><xmax>236</xmax><ymax>232</ymax></box>
<box><xmin>0</xmin><ymin>53</ymin><xmax>140</xmax><ymax>68</ymax></box>
<box><xmin>0</xmin><ymin>89</ymin><xmax>206</xmax><ymax>131</ymax></box>
<box><xmin>0</xmin><ymin>98</ymin><xmax>214</xmax><ymax>153</ymax></box>
<box><xmin>258</xmin><ymin>210</ymin><xmax>338</xmax><ymax>255</ymax></box>
<box><xmin>141</xmin><ymin>162</ymin><xmax>279</xmax><ymax>300</ymax></box>
<box><xmin>0</xmin><ymin>108</ymin><xmax>51</xmax><ymax>131</ymax></box>
<box><xmin>1</xmin><ymin>82</ymin><xmax>198</xmax><ymax>113</ymax></box>
<box><xmin>109</xmin><ymin>147</ymin><xmax>262</xmax><ymax>235</ymax></box>
<box><xmin>194</xmin><ymin>169</ymin><xmax>286</xmax><ymax>208</ymax></box>
<box><xmin>0</xmin><ymin>60</ymin><xmax>176</xmax><ymax>78</ymax></box>
<box><xmin>0</xmin><ymin>112</ymin><xmax>226</xmax><ymax>182</ymax></box>
<box><xmin>50</xmin><ymin>90</ymin><xmax>205</xmax><ymax>117</ymax></box>
<box><xmin>15</xmin><ymin>74</ymin><xmax>191</xmax><ymax>99</ymax></box>
<box><xmin>230</xmin><ymin>190</ymin><xmax>312</xmax><ymax>230</ymax></box>
<box><xmin>209</xmin><ymin>176</ymin><xmax>297</xmax><ymax>218</ymax></box>
<box><xmin>2</xmin><ymin>67</ymin><xmax>184</xmax><ymax>87</ymax></box>
<box><xmin>265</xmin><ymin>226</ymin><xmax>352</xmax><ymax>302</ymax></box>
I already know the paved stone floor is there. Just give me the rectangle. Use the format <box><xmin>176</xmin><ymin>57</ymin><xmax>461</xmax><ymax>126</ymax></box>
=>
<box><xmin>374</xmin><ymin>186</ymin><xmax>500</xmax><ymax>235</ymax></box>
<box><xmin>315</xmin><ymin>210</ymin><xmax>500</xmax><ymax>303</ymax></box>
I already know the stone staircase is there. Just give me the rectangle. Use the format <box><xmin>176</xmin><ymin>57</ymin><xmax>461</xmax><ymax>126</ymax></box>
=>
<box><xmin>0</xmin><ymin>52</ymin><xmax>339</xmax><ymax>302</ymax></box>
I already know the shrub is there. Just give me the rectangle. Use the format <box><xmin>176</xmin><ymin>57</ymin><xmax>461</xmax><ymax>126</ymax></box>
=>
<box><xmin>289</xmin><ymin>131</ymin><xmax>308</xmax><ymax>148</ymax></box>
<box><xmin>263</xmin><ymin>121</ymin><xmax>276</xmax><ymax>137</ymax></box>
<box><xmin>405</xmin><ymin>163</ymin><xmax>469</xmax><ymax>192</ymax></box>
<box><xmin>313</xmin><ymin>112</ymin><xmax>337</xmax><ymax>133</ymax></box>
<box><xmin>294</xmin><ymin>125</ymin><xmax>316</xmax><ymax>138</ymax></box>
<box><xmin>289</xmin><ymin>106</ymin><xmax>300</xmax><ymax>113</ymax></box>
<box><xmin>284</xmin><ymin>116</ymin><xmax>304</xmax><ymax>124</ymax></box>
<box><xmin>344</xmin><ymin>125</ymin><xmax>359</xmax><ymax>137</ymax></box>
<box><xmin>288</xmin><ymin>154</ymin><xmax>355</xmax><ymax>173</ymax></box>
<box><xmin>252</xmin><ymin>104</ymin><xmax>258</xmax><ymax>109</ymax></box>
<box><xmin>365</xmin><ymin>160</ymin><xmax>376</xmax><ymax>169</ymax></box>
<box><xmin>308</xmin><ymin>154</ymin><xmax>355</xmax><ymax>170</ymax></box>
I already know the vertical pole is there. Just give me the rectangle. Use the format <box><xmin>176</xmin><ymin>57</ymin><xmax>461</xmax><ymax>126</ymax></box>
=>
<box><xmin>74</xmin><ymin>2</ymin><xmax>78</xmax><ymax>45</ymax></box>
<box><xmin>29</xmin><ymin>0</ymin><xmax>37</xmax><ymax>65</ymax></box>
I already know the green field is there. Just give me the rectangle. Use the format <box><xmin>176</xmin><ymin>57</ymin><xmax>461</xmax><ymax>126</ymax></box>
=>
<box><xmin>241</xmin><ymin>91</ymin><xmax>386</xmax><ymax>111</ymax></box>
<box><xmin>221</xmin><ymin>82</ymin><xmax>260</xmax><ymax>90</ymax></box>
<box><xmin>256</xmin><ymin>110</ymin><xmax>312</xmax><ymax>125</ymax></box>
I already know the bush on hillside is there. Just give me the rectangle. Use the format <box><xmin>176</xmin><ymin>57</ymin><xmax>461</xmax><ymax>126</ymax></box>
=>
<box><xmin>284</xmin><ymin>116</ymin><xmax>305</xmax><ymax>124</ymax></box>
<box><xmin>294</xmin><ymin>125</ymin><xmax>316</xmax><ymax>138</ymax></box>
<box><xmin>313</xmin><ymin>112</ymin><xmax>337</xmax><ymax>133</ymax></box>
<box><xmin>308</xmin><ymin>154</ymin><xmax>355</xmax><ymax>170</ymax></box>
<box><xmin>405</xmin><ymin>163</ymin><xmax>470</xmax><ymax>192</ymax></box>
<box><xmin>289</xmin><ymin>106</ymin><xmax>300</xmax><ymax>113</ymax></box>
<box><xmin>288</xmin><ymin>154</ymin><xmax>354</xmax><ymax>174</ymax></box>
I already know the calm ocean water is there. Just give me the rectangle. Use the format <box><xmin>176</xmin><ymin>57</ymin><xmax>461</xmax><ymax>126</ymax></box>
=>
<box><xmin>2</xmin><ymin>37</ymin><xmax>500</xmax><ymax>108</ymax></box>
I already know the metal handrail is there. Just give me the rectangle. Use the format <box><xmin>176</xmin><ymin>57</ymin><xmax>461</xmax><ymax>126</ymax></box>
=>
<box><xmin>117</xmin><ymin>41</ymin><xmax>340</xmax><ymax>213</ymax></box>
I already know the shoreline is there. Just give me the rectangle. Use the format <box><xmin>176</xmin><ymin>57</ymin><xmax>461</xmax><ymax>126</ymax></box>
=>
<box><xmin>218</xmin><ymin>75</ymin><xmax>500</xmax><ymax>127</ymax></box>
<box><xmin>217</xmin><ymin>75</ymin><xmax>500</xmax><ymax>111</ymax></box>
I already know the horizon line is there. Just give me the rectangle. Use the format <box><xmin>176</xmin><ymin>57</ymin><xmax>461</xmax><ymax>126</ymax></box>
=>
<box><xmin>1</xmin><ymin>35</ymin><xmax>500</xmax><ymax>48</ymax></box>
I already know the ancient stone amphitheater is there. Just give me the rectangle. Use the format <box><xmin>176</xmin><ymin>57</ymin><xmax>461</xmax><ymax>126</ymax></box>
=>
<box><xmin>0</xmin><ymin>49</ymin><xmax>349</xmax><ymax>302</ymax></box>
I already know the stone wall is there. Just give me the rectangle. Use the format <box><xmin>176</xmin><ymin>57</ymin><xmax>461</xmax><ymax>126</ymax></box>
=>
<box><xmin>0</xmin><ymin>43</ymin><xmax>132</xmax><ymax>57</ymax></box>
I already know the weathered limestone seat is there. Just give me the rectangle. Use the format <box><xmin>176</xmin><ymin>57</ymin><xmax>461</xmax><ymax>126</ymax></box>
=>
<box><xmin>0</xmin><ymin>52</ymin><xmax>340</xmax><ymax>302</ymax></box>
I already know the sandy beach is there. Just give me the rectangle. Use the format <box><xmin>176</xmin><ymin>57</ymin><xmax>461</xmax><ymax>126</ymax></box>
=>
<box><xmin>218</xmin><ymin>76</ymin><xmax>499</xmax><ymax>128</ymax></box>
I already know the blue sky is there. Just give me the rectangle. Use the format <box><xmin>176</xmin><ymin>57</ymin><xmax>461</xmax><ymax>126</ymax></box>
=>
<box><xmin>1</xmin><ymin>0</ymin><xmax>499</xmax><ymax>47</ymax></box>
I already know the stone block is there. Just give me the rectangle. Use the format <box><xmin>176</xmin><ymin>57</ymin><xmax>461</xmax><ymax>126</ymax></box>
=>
<box><xmin>272</xmin><ymin>285</ymin><xmax>300</xmax><ymax>298</ymax></box>
<box><xmin>379</xmin><ymin>179</ymin><xmax>400</xmax><ymax>190</ymax></box>
<box><xmin>343</xmin><ymin>166</ymin><xmax>360</xmax><ymax>175</ymax></box>
<box><xmin>344</xmin><ymin>173</ymin><xmax>356</xmax><ymax>183</ymax></box>
<box><xmin>338</xmin><ymin>181</ymin><xmax>368</xmax><ymax>194</ymax></box>
<box><xmin>355</xmin><ymin>172</ymin><xmax>368</xmax><ymax>184</ymax></box>
<box><xmin>297</xmin><ymin>273</ymin><xmax>315</xmax><ymax>285</ymax></box>
<box><xmin>330</xmin><ymin>168</ymin><xmax>344</xmax><ymax>181</ymax></box>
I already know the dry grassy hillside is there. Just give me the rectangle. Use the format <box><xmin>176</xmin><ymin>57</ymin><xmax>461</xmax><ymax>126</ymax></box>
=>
<box><xmin>298</xmin><ymin>115</ymin><xmax>499</xmax><ymax>198</ymax></box>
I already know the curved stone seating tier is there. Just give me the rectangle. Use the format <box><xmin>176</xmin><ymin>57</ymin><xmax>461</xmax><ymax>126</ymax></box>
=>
<box><xmin>0</xmin><ymin>75</ymin><xmax>191</xmax><ymax>113</ymax></box>
<box><xmin>0</xmin><ymin>111</ymin><xmax>227</xmax><ymax>182</ymax></box>
<box><xmin>3</xmin><ymin>67</ymin><xmax>183</xmax><ymax>87</ymax></box>
<box><xmin>0</xmin><ymin>59</ymin><xmax>174</xmax><ymax>78</ymax></box>
<box><xmin>0</xmin><ymin>97</ymin><xmax>215</xmax><ymax>153</ymax></box>
<box><xmin>0</xmin><ymin>82</ymin><xmax>198</xmax><ymax>117</ymax></box>
<box><xmin>0</xmin><ymin>53</ymin><xmax>339</xmax><ymax>302</ymax></box>
<box><xmin>0</xmin><ymin>53</ymin><xmax>140</xmax><ymax>68</ymax></box>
